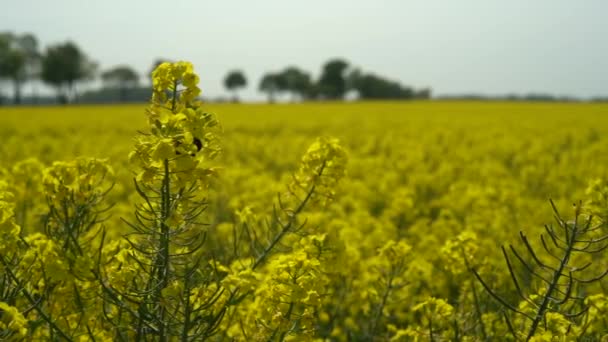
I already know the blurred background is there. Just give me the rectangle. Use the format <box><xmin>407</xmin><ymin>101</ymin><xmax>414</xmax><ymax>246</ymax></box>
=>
<box><xmin>0</xmin><ymin>0</ymin><xmax>607</xmax><ymax>104</ymax></box>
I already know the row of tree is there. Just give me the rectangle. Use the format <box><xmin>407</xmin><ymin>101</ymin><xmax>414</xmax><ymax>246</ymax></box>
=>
<box><xmin>1</xmin><ymin>31</ymin><xmax>430</xmax><ymax>105</ymax></box>
<box><xmin>0</xmin><ymin>32</ymin><xmax>103</xmax><ymax>104</ymax></box>
<box><xmin>227</xmin><ymin>60</ymin><xmax>431</xmax><ymax>102</ymax></box>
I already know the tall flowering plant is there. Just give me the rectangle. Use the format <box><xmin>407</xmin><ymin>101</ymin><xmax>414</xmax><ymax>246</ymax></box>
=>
<box><xmin>99</xmin><ymin>61</ymin><xmax>223</xmax><ymax>340</ymax></box>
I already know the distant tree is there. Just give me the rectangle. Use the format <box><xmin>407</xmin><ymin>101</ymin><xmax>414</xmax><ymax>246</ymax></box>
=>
<box><xmin>348</xmin><ymin>68</ymin><xmax>423</xmax><ymax>100</ymax></box>
<box><xmin>317</xmin><ymin>58</ymin><xmax>349</xmax><ymax>100</ymax></box>
<box><xmin>18</xmin><ymin>33</ymin><xmax>42</xmax><ymax>104</ymax></box>
<box><xmin>101</xmin><ymin>65</ymin><xmax>140</xmax><ymax>102</ymax></box>
<box><xmin>304</xmin><ymin>83</ymin><xmax>321</xmax><ymax>101</ymax></box>
<box><xmin>41</xmin><ymin>41</ymin><xmax>96</xmax><ymax>104</ymax></box>
<box><xmin>0</xmin><ymin>33</ymin><xmax>18</xmax><ymax>104</ymax></box>
<box><xmin>259</xmin><ymin>73</ymin><xmax>281</xmax><ymax>103</ymax></box>
<box><xmin>346</xmin><ymin>68</ymin><xmax>363</xmax><ymax>92</ymax></box>
<box><xmin>0</xmin><ymin>35</ymin><xmax>6</xmax><ymax>104</ymax></box>
<box><xmin>0</xmin><ymin>32</ymin><xmax>40</xmax><ymax>104</ymax></box>
<box><xmin>414</xmin><ymin>88</ymin><xmax>432</xmax><ymax>99</ymax></box>
<box><xmin>279</xmin><ymin>67</ymin><xmax>312</xmax><ymax>101</ymax></box>
<box><xmin>224</xmin><ymin>70</ymin><xmax>247</xmax><ymax>101</ymax></box>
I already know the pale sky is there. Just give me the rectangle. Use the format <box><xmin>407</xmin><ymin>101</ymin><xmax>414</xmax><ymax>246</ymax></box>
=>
<box><xmin>2</xmin><ymin>0</ymin><xmax>607</xmax><ymax>100</ymax></box>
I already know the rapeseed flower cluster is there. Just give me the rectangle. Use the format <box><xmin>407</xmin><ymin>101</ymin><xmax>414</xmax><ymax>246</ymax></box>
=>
<box><xmin>0</xmin><ymin>302</ymin><xmax>28</xmax><ymax>341</ymax></box>
<box><xmin>291</xmin><ymin>136</ymin><xmax>347</xmax><ymax>207</ymax></box>
<box><xmin>130</xmin><ymin>61</ymin><xmax>220</xmax><ymax>189</ymax></box>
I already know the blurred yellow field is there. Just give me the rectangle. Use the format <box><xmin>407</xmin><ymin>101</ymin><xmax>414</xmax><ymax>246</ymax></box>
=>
<box><xmin>2</xmin><ymin>93</ymin><xmax>608</xmax><ymax>340</ymax></box>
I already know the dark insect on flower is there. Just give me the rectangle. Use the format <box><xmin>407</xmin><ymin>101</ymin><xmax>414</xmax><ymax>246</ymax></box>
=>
<box><xmin>193</xmin><ymin>137</ymin><xmax>202</xmax><ymax>152</ymax></box>
<box><xmin>175</xmin><ymin>136</ymin><xmax>203</xmax><ymax>156</ymax></box>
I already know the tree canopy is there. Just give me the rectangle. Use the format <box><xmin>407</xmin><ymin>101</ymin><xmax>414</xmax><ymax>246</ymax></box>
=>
<box><xmin>41</xmin><ymin>41</ymin><xmax>96</xmax><ymax>103</ymax></box>
<box><xmin>280</xmin><ymin>67</ymin><xmax>312</xmax><ymax>101</ymax></box>
<box><xmin>317</xmin><ymin>59</ymin><xmax>349</xmax><ymax>100</ymax></box>
<box><xmin>258</xmin><ymin>73</ymin><xmax>282</xmax><ymax>103</ymax></box>
<box><xmin>101</xmin><ymin>65</ymin><xmax>140</xmax><ymax>102</ymax></box>
<box><xmin>224</xmin><ymin>70</ymin><xmax>247</xmax><ymax>101</ymax></box>
<box><xmin>0</xmin><ymin>32</ymin><xmax>40</xmax><ymax>104</ymax></box>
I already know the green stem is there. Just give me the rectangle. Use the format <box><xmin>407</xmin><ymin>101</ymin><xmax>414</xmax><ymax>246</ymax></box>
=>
<box><xmin>428</xmin><ymin>314</ymin><xmax>434</xmax><ymax>342</ymax></box>
<box><xmin>252</xmin><ymin>183</ymin><xmax>316</xmax><ymax>270</ymax></box>
<box><xmin>370</xmin><ymin>276</ymin><xmax>393</xmax><ymax>337</ymax></box>
<box><xmin>0</xmin><ymin>254</ymin><xmax>74</xmax><ymax>341</ymax></box>
<box><xmin>181</xmin><ymin>271</ymin><xmax>192</xmax><ymax>342</ymax></box>
<box><xmin>157</xmin><ymin>158</ymin><xmax>171</xmax><ymax>341</ymax></box>
<box><xmin>525</xmin><ymin>223</ymin><xmax>577</xmax><ymax>341</ymax></box>
<box><xmin>171</xmin><ymin>80</ymin><xmax>178</xmax><ymax>113</ymax></box>
<box><xmin>252</xmin><ymin>161</ymin><xmax>326</xmax><ymax>270</ymax></box>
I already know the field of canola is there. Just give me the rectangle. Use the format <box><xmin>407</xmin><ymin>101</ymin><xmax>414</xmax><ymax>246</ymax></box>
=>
<box><xmin>1</xmin><ymin>65</ymin><xmax>608</xmax><ymax>341</ymax></box>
